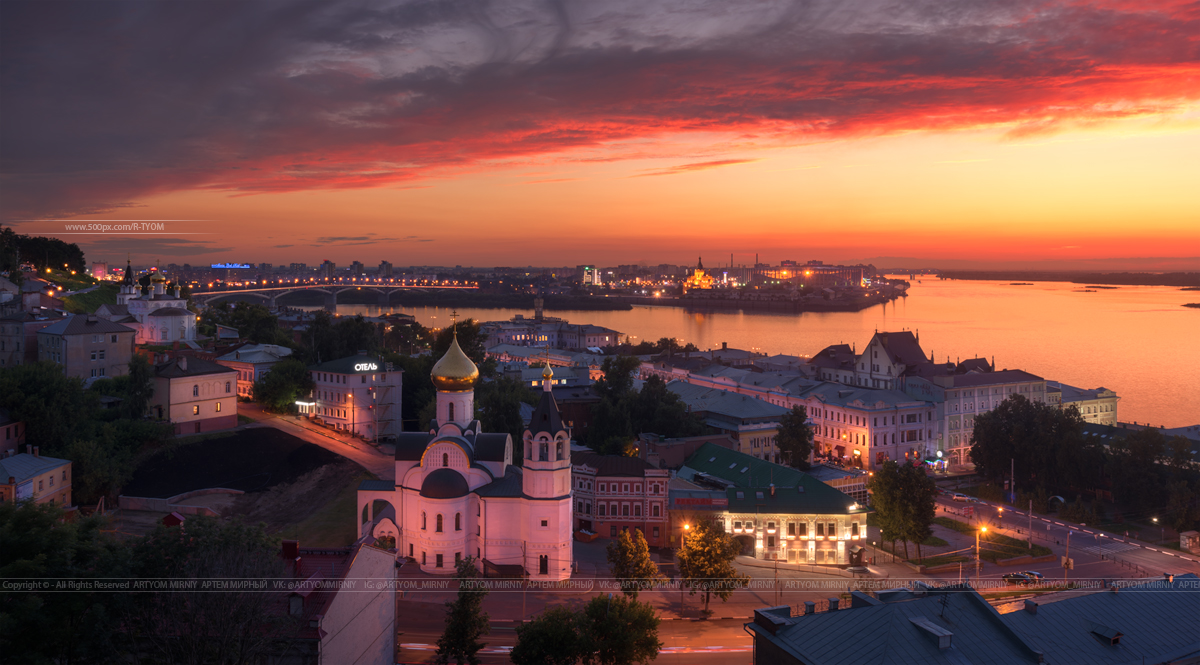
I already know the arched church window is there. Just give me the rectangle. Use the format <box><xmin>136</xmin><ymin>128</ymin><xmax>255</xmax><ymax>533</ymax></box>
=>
<box><xmin>192</xmin><ymin>385</ymin><xmax>199</xmax><ymax>397</ymax></box>
<box><xmin>539</xmin><ymin>442</ymin><xmax>548</xmax><ymax>462</ymax></box>
<box><xmin>443</xmin><ymin>453</ymin><xmax>449</xmax><ymax>467</ymax></box>
<box><xmin>448</xmin><ymin>402</ymin><xmax>455</xmax><ymax>422</ymax></box>
<box><xmin>422</xmin><ymin>512</ymin><xmax>427</xmax><ymax>530</ymax></box>
<box><xmin>455</xmin><ymin>513</ymin><xmax>461</xmax><ymax>531</ymax></box>
<box><xmin>436</xmin><ymin>514</ymin><xmax>443</xmax><ymax>532</ymax></box>
<box><xmin>556</xmin><ymin>441</ymin><xmax>563</xmax><ymax>460</ymax></box>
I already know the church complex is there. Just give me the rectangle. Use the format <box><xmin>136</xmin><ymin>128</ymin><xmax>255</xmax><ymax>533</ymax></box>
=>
<box><xmin>357</xmin><ymin>331</ymin><xmax>574</xmax><ymax>579</ymax></box>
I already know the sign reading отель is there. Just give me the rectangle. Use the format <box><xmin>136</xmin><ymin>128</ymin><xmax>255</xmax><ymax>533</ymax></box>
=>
<box><xmin>354</xmin><ymin>363</ymin><xmax>379</xmax><ymax>372</ymax></box>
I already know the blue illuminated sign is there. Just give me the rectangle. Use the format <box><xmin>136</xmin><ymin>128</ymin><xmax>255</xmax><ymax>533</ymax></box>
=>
<box><xmin>211</xmin><ymin>263</ymin><xmax>252</xmax><ymax>269</ymax></box>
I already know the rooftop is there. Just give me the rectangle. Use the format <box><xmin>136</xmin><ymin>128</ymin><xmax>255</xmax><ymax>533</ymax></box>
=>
<box><xmin>0</xmin><ymin>453</ymin><xmax>71</xmax><ymax>485</ymax></box>
<box><xmin>38</xmin><ymin>314</ymin><xmax>135</xmax><ymax>337</ymax></box>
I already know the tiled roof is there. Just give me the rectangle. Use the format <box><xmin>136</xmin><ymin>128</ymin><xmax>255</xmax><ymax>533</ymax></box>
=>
<box><xmin>794</xmin><ymin>382</ymin><xmax>924</xmax><ymax>410</ymax></box>
<box><xmin>38</xmin><ymin>314</ymin><xmax>135</xmax><ymax>337</ymax></box>
<box><xmin>572</xmin><ymin>451</ymin><xmax>656</xmax><ymax>477</ymax></box>
<box><xmin>871</xmin><ymin>331</ymin><xmax>927</xmax><ymax>366</ymax></box>
<box><xmin>474</xmin><ymin>467</ymin><xmax>524</xmax><ymax>497</ymax></box>
<box><xmin>154</xmin><ymin>356</ymin><xmax>236</xmax><ymax>378</ymax></box>
<box><xmin>951</xmin><ymin>369</ymin><xmax>1043</xmax><ymax>387</ymax></box>
<box><xmin>147</xmin><ymin>307</ymin><xmax>193</xmax><ymax>318</ymax></box>
<box><xmin>0</xmin><ymin>453</ymin><xmax>70</xmax><ymax>484</ymax></box>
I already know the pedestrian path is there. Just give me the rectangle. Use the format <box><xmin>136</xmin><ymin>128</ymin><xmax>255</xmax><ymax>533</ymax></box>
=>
<box><xmin>1079</xmin><ymin>541</ymin><xmax>1139</xmax><ymax>557</ymax></box>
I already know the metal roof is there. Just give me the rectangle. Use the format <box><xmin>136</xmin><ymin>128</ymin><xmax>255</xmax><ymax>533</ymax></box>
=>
<box><xmin>0</xmin><ymin>453</ymin><xmax>70</xmax><ymax>484</ymax></box>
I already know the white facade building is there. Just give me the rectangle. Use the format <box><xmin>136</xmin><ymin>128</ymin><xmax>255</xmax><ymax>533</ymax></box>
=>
<box><xmin>300</xmin><ymin>354</ymin><xmax>402</xmax><ymax>441</ymax></box>
<box><xmin>103</xmin><ymin>260</ymin><xmax>197</xmax><ymax>344</ymax></box>
<box><xmin>357</xmin><ymin>338</ymin><xmax>573</xmax><ymax>579</ymax></box>
<box><xmin>1046</xmin><ymin>381</ymin><xmax>1119</xmax><ymax>426</ymax></box>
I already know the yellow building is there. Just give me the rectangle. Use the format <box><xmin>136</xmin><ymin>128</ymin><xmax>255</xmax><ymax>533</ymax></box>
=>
<box><xmin>0</xmin><ymin>449</ymin><xmax>72</xmax><ymax>506</ymax></box>
<box><xmin>683</xmin><ymin>256</ymin><xmax>714</xmax><ymax>293</ymax></box>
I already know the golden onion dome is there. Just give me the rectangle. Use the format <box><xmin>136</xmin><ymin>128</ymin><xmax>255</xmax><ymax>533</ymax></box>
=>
<box><xmin>150</xmin><ymin>272</ymin><xmax>167</xmax><ymax>283</ymax></box>
<box><xmin>541</xmin><ymin>363</ymin><xmax>554</xmax><ymax>380</ymax></box>
<box><xmin>431</xmin><ymin>335</ymin><xmax>479</xmax><ymax>392</ymax></box>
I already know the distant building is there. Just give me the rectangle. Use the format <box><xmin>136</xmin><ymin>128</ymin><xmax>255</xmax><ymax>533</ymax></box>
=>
<box><xmin>667</xmin><ymin>381</ymin><xmax>790</xmax><ymax>463</ymax></box>
<box><xmin>350</xmin><ymin>261</ymin><xmax>364</xmax><ymax>276</ymax></box>
<box><xmin>0</xmin><ymin>310</ymin><xmax>64</xmax><ymax>368</ymax></box>
<box><xmin>571</xmin><ymin>451</ymin><xmax>669</xmax><ymax>546</ymax></box>
<box><xmin>90</xmin><ymin>262</ymin><xmax>108</xmax><ymax>280</ymax></box>
<box><xmin>379</xmin><ymin>261</ymin><xmax>393</xmax><ymax>278</ymax></box>
<box><xmin>1</xmin><ymin>410</ymin><xmax>27</xmax><ymax>456</ymax></box>
<box><xmin>151</xmin><ymin>356</ymin><xmax>239</xmax><ymax>435</ymax></box>
<box><xmin>320</xmin><ymin>260</ymin><xmax>336</xmax><ymax>279</ymax></box>
<box><xmin>301</xmin><ymin>353</ymin><xmax>403</xmax><ymax>441</ymax></box>
<box><xmin>1047</xmin><ymin>381</ymin><xmax>1119</xmax><ymax>425</ymax></box>
<box><xmin>215</xmin><ymin>343</ymin><xmax>294</xmax><ymax>397</ymax></box>
<box><xmin>0</xmin><ymin>448</ymin><xmax>72</xmax><ymax>506</ymax></box>
<box><xmin>37</xmin><ymin>314</ymin><xmax>136</xmax><ymax>383</ymax></box>
<box><xmin>682</xmin><ymin>256</ymin><xmax>715</xmax><ymax>293</ymax></box>
<box><xmin>111</xmin><ymin>260</ymin><xmax>197</xmax><ymax>344</ymax></box>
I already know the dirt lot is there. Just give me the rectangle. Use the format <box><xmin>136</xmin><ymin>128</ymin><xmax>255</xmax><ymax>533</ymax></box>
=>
<box><xmin>123</xmin><ymin>428</ymin><xmax>349</xmax><ymax>498</ymax></box>
<box><xmin>228</xmin><ymin>459</ymin><xmax>365</xmax><ymax>532</ymax></box>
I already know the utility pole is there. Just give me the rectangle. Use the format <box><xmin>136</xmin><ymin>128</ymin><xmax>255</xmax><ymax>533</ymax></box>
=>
<box><xmin>1028</xmin><ymin>500</ymin><xmax>1033</xmax><ymax>550</ymax></box>
<box><xmin>1064</xmin><ymin>528</ymin><xmax>1071</xmax><ymax>587</ymax></box>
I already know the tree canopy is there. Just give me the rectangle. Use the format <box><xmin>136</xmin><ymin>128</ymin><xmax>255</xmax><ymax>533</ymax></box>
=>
<box><xmin>435</xmin><ymin>556</ymin><xmax>490</xmax><ymax>665</ymax></box>
<box><xmin>252</xmin><ymin>357</ymin><xmax>315</xmax><ymax>412</ymax></box>
<box><xmin>777</xmin><ymin>405</ymin><xmax>814</xmax><ymax>470</ymax></box>
<box><xmin>606</xmin><ymin>528</ymin><xmax>664</xmax><ymax>598</ymax></box>
<box><xmin>676</xmin><ymin>518</ymin><xmax>749</xmax><ymax>614</ymax></box>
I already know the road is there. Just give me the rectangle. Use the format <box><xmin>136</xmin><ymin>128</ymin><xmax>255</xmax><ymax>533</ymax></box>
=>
<box><xmin>240</xmin><ymin>405</ymin><xmax>394</xmax><ymax>480</ymax></box>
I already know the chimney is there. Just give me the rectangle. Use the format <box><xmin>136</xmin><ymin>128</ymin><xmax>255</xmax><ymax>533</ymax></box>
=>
<box><xmin>7</xmin><ymin>476</ymin><xmax>14</xmax><ymax>485</ymax></box>
<box><xmin>722</xmin><ymin>342</ymin><xmax>728</xmax><ymax>350</ymax></box>
<box><xmin>1023</xmin><ymin>600</ymin><xmax>1037</xmax><ymax>615</ymax></box>
<box><xmin>827</xmin><ymin>598</ymin><xmax>839</xmax><ymax>611</ymax></box>
<box><xmin>803</xmin><ymin>601</ymin><xmax>815</xmax><ymax>616</ymax></box>
<box><xmin>770</xmin><ymin>484</ymin><xmax>775</xmax><ymax>497</ymax></box>
<box><xmin>179</xmin><ymin>356</ymin><xmax>187</xmax><ymax>371</ymax></box>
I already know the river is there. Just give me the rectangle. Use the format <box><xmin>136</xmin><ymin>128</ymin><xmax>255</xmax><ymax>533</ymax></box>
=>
<box><xmin>305</xmin><ymin>278</ymin><xmax>1200</xmax><ymax>428</ymax></box>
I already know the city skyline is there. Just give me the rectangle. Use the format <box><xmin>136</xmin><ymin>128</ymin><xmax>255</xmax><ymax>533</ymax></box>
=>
<box><xmin>3</xmin><ymin>0</ymin><xmax>1198</xmax><ymax>268</ymax></box>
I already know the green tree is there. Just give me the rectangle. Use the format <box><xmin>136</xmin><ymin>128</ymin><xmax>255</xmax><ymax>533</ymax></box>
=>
<box><xmin>629</xmin><ymin>375</ymin><xmax>704</xmax><ymax>439</ymax></box>
<box><xmin>899</xmin><ymin>462</ymin><xmax>938</xmax><ymax>560</ymax></box>
<box><xmin>435</xmin><ymin>556</ymin><xmax>490</xmax><ymax>665</ymax></box>
<box><xmin>970</xmin><ymin>394</ymin><xmax>1088</xmax><ymax>495</ymax></box>
<box><xmin>777</xmin><ymin>405</ymin><xmax>814</xmax><ymax>470</ymax></box>
<box><xmin>121</xmin><ymin>353</ymin><xmax>156</xmax><ymax>419</ymax></box>
<box><xmin>676</xmin><ymin>518</ymin><xmax>749</xmax><ymax>614</ymax></box>
<box><xmin>868</xmin><ymin>460</ymin><xmax>907</xmax><ymax>556</ymax></box>
<box><xmin>475</xmin><ymin>375</ymin><xmax>536</xmax><ymax>444</ymax></box>
<box><xmin>595</xmin><ymin>355</ymin><xmax>641</xmax><ymax>401</ymax></box>
<box><xmin>1107</xmin><ymin>428</ymin><xmax>1167</xmax><ymax>510</ymax></box>
<box><xmin>199</xmin><ymin>300</ymin><xmax>281</xmax><ymax>343</ymax></box>
<box><xmin>252</xmin><ymin>358</ymin><xmax>316</xmax><ymax>412</ymax></box>
<box><xmin>0</xmin><ymin>501</ymin><xmax>129</xmax><ymax>663</ymax></box>
<box><xmin>582</xmin><ymin>594</ymin><xmax>663</xmax><ymax>665</ymax></box>
<box><xmin>606</xmin><ymin>528</ymin><xmax>665</xmax><ymax>598</ymax></box>
<box><xmin>0</xmin><ymin>361</ymin><xmax>94</xmax><ymax>454</ymax></box>
<box><xmin>511</xmin><ymin>605</ymin><xmax>584</xmax><ymax>665</ymax></box>
<box><xmin>432</xmin><ymin>318</ymin><xmax>490</xmax><ymax>371</ymax></box>
<box><xmin>1167</xmin><ymin>480</ymin><xmax>1200</xmax><ymax>535</ymax></box>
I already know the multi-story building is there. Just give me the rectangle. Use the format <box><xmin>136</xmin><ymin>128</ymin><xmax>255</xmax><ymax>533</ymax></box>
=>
<box><xmin>215</xmin><ymin>343</ymin><xmax>294</xmax><ymax>397</ymax></box>
<box><xmin>671</xmin><ymin>443</ymin><xmax>867</xmax><ymax>564</ymax></box>
<box><xmin>350</xmin><ymin>261</ymin><xmax>364</xmax><ymax>276</ymax></box>
<box><xmin>571</xmin><ymin>451</ymin><xmax>669</xmax><ymax>546</ymax></box>
<box><xmin>0</xmin><ymin>448</ymin><xmax>72</xmax><ymax>506</ymax></box>
<box><xmin>0</xmin><ymin>310</ymin><xmax>64</xmax><ymax>368</ymax></box>
<box><xmin>379</xmin><ymin>261</ymin><xmax>393</xmax><ymax>278</ymax></box>
<box><xmin>1046</xmin><ymin>381</ymin><xmax>1118</xmax><ymax>425</ymax></box>
<box><xmin>1</xmin><ymin>410</ymin><xmax>27</xmax><ymax>456</ymax></box>
<box><xmin>300</xmin><ymin>353</ymin><xmax>403</xmax><ymax>441</ymax></box>
<box><xmin>36</xmin><ymin>314</ymin><xmax>136</xmax><ymax>382</ymax></box>
<box><xmin>320</xmin><ymin>260</ymin><xmax>336</xmax><ymax>279</ymax></box>
<box><xmin>667</xmin><ymin>381</ymin><xmax>789</xmax><ymax>463</ymax></box>
<box><xmin>801</xmin><ymin>383</ymin><xmax>935</xmax><ymax>469</ymax></box>
<box><xmin>151</xmin><ymin>356</ymin><xmax>239</xmax><ymax>435</ymax></box>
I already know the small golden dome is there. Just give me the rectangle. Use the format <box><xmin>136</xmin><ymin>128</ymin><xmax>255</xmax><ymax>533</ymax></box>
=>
<box><xmin>150</xmin><ymin>272</ymin><xmax>167</xmax><ymax>283</ymax></box>
<box><xmin>542</xmin><ymin>363</ymin><xmax>554</xmax><ymax>380</ymax></box>
<box><xmin>431</xmin><ymin>335</ymin><xmax>479</xmax><ymax>392</ymax></box>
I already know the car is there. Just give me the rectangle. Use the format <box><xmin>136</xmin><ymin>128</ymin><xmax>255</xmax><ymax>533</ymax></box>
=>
<box><xmin>1018</xmin><ymin>571</ymin><xmax>1045</xmax><ymax>581</ymax></box>
<box><xmin>966</xmin><ymin>496</ymin><xmax>981</xmax><ymax>504</ymax></box>
<box><xmin>1003</xmin><ymin>573</ymin><xmax>1033</xmax><ymax>585</ymax></box>
<box><xmin>952</xmin><ymin>493</ymin><xmax>968</xmax><ymax>502</ymax></box>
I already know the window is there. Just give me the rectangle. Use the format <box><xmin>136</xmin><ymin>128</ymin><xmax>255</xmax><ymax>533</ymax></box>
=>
<box><xmin>634</xmin><ymin>505</ymin><xmax>641</xmax><ymax>517</ymax></box>
<box><xmin>622</xmin><ymin>505</ymin><xmax>629</xmax><ymax>517</ymax></box>
<box><xmin>422</xmin><ymin>512</ymin><xmax>427</xmax><ymax>530</ymax></box>
<box><xmin>817</xmin><ymin>522</ymin><xmax>825</xmax><ymax>537</ymax></box>
<box><xmin>111</xmin><ymin>334</ymin><xmax>117</xmax><ymax>343</ymax></box>
<box><xmin>734</xmin><ymin>520</ymin><xmax>742</xmax><ymax>531</ymax></box>
<box><xmin>828</xmin><ymin>522</ymin><xmax>837</xmax><ymax>538</ymax></box>
<box><xmin>90</xmin><ymin>351</ymin><xmax>97</xmax><ymax>361</ymax></box>
<box><xmin>653</xmin><ymin>527</ymin><xmax>660</xmax><ymax>538</ymax></box>
<box><xmin>610</xmin><ymin>526</ymin><xmax>618</xmax><ymax>537</ymax></box>
<box><xmin>443</xmin><ymin>453</ymin><xmax>449</xmax><ymax>467</ymax></box>
<box><xmin>788</xmin><ymin>523</ymin><xmax>796</xmax><ymax>537</ymax></box>
<box><xmin>539</xmin><ymin>555</ymin><xmax>549</xmax><ymax>575</ymax></box>
<box><xmin>49</xmin><ymin>476</ymin><xmax>54</xmax><ymax>487</ymax></box>
<box><xmin>455</xmin><ymin>513</ymin><xmax>461</xmax><ymax>531</ymax></box>
<box><xmin>455</xmin><ymin>552</ymin><xmax>461</xmax><ymax>565</ymax></box>
<box><xmin>852</xmin><ymin>522</ymin><xmax>860</xmax><ymax>537</ymax></box>
<box><xmin>598</xmin><ymin>504</ymin><xmax>606</xmax><ymax>516</ymax></box>
<box><xmin>225</xmin><ymin>381</ymin><xmax>231</xmax><ymax>393</ymax></box>
<box><xmin>448</xmin><ymin>402</ymin><xmax>455</xmax><ymax>421</ymax></box>
<box><xmin>623</xmin><ymin>483</ymin><xmax>630</xmax><ymax>493</ymax></box>
<box><xmin>436</xmin><ymin>554</ymin><xmax>443</xmax><ymax>568</ymax></box>
<box><xmin>215</xmin><ymin>402</ymin><xmax>221</xmax><ymax>412</ymax></box>
<box><xmin>768</xmin><ymin>535</ymin><xmax>775</xmax><ymax>547</ymax></box>
<box><xmin>541</xmin><ymin>520</ymin><xmax>548</xmax><ymax>527</ymax></box>
<box><xmin>409</xmin><ymin>544</ymin><xmax>414</xmax><ymax>557</ymax></box>
<box><xmin>192</xmin><ymin>405</ymin><xmax>199</xmax><ymax>415</ymax></box>
<box><xmin>599</xmin><ymin>483</ymin><xmax>605</xmax><ymax>492</ymax></box>
<box><xmin>193</xmin><ymin>385</ymin><xmax>199</xmax><ymax>397</ymax></box>
<box><xmin>436</xmin><ymin>514</ymin><xmax>443</xmax><ymax>532</ymax></box>
<box><xmin>652</xmin><ymin>505</ymin><xmax>660</xmax><ymax>517</ymax></box>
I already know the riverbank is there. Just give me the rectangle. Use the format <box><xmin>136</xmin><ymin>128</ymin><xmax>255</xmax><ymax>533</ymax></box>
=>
<box><xmin>612</xmin><ymin>292</ymin><xmax>898</xmax><ymax>313</ymax></box>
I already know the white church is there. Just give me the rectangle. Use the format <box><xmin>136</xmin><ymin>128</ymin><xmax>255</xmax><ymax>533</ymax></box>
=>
<box><xmin>97</xmin><ymin>260</ymin><xmax>197</xmax><ymax>344</ymax></box>
<box><xmin>357</xmin><ymin>332</ymin><xmax>574</xmax><ymax>579</ymax></box>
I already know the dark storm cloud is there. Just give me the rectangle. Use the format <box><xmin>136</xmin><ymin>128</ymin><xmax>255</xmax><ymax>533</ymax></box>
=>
<box><xmin>1</xmin><ymin>0</ymin><xmax>1197</xmax><ymax>218</ymax></box>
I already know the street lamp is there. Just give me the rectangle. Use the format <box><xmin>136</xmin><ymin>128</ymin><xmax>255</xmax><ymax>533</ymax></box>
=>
<box><xmin>976</xmin><ymin>526</ymin><xmax>987</xmax><ymax>578</ymax></box>
<box><xmin>1153</xmin><ymin>517</ymin><xmax>1162</xmax><ymax>544</ymax></box>
<box><xmin>681</xmin><ymin>524</ymin><xmax>690</xmax><ymax>615</ymax></box>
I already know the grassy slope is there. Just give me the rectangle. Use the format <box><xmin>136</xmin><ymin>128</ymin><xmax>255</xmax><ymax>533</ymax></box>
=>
<box><xmin>277</xmin><ymin>471</ymin><xmax>376</xmax><ymax>548</ymax></box>
<box><xmin>62</xmin><ymin>283</ymin><xmax>119</xmax><ymax>313</ymax></box>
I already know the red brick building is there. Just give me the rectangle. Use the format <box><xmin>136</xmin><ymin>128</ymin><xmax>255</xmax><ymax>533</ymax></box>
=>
<box><xmin>571</xmin><ymin>451</ymin><xmax>669</xmax><ymax>547</ymax></box>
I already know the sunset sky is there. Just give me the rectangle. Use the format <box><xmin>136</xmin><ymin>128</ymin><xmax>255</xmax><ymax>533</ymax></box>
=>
<box><xmin>2</xmin><ymin>0</ymin><xmax>1198</xmax><ymax>268</ymax></box>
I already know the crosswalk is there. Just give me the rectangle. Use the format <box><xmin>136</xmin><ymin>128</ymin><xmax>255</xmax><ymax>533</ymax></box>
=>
<box><xmin>1078</xmin><ymin>541</ymin><xmax>1139</xmax><ymax>557</ymax></box>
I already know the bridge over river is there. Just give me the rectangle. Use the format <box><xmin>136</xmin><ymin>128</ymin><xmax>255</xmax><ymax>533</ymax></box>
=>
<box><xmin>191</xmin><ymin>281</ymin><xmax>476</xmax><ymax>310</ymax></box>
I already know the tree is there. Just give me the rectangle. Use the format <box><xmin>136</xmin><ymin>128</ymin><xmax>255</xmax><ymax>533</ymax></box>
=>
<box><xmin>0</xmin><ymin>361</ymin><xmax>94</xmax><ymax>455</ymax></box>
<box><xmin>777</xmin><ymin>405</ymin><xmax>814</xmax><ymax>470</ymax></box>
<box><xmin>676</xmin><ymin>518</ymin><xmax>749</xmax><ymax>614</ymax></box>
<box><xmin>127</xmin><ymin>516</ymin><xmax>299</xmax><ymax>665</ymax></box>
<box><xmin>1167</xmin><ymin>480</ymin><xmax>1200</xmax><ymax>535</ymax></box>
<box><xmin>0</xmin><ymin>501</ymin><xmax>129</xmax><ymax>663</ymax></box>
<box><xmin>899</xmin><ymin>462</ymin><xmax>937</xmax><ymax>560</ymax></box>
<box><xmin>582</xmin><ymin>594</ymin><xmax>663</xmax><ymax>665</ymax></box>
<box><xmin>970</xmin><ymin>394</ymin><xmax>1089</xmax><ymax>495</ymax></box>
<box><xmin>511</xmin><ymin>606</ymin><xmax>584</xmax><ymax>665</ymax></box>
<box><xmin>199</xmin><ymin>300</ymin><xmax>282</xmax><ymax>344</ymax></box>
<box><xmin>606</xmin><ymin>528</ymin><xmax>664</xmax><ymax>598</ymax></box>
<box><xmin>253</xmin><ymin>358</ymin><xmax>316</xmax><ymax>412</ymax></box>
<box><xmin>475</xmin><ymin>375</ymin><xmax>536</xmax><ymax>444</ymax></box>
<box><xmin>435</xmin><ymin>556</ymin><xmax>490</xmax><ymax>665</ymax></box>
<box><xmin>868</xmin><ymin>460</ymin><xmax>907</xmax><ymax>556</ymax></box>
<box><xmin>1107</xmin><ymin>428</ymin><xmax>1168</xmax><ymax>510</ymax></box>
<box><xmin>628</xmin><ymin>375</ymin><xmax>704</xmax><ymax>440</ymax></box>
<box><xmin>432</xmin><ymin>318</ymin><xmax>490</xmax><ymax>370</ymax></box>
<box><xmin>595</xmin><ymin>355</ymin><xmax>641</xmax><ymax>401</ymax></box>
<box><xmin>121</xmin><ymin>353</ymin><xmax>156</xmax><ymax>419</ymax></box>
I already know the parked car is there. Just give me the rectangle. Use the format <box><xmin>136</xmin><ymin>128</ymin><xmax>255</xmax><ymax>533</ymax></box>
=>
<box><xmin>966</xmin><ymin>496</ymin><xmax>981</xmax><ymax>504</ymax></box>
<box><xmin>1003</xmin><ymin>573</ymin><xmax>1033</xmax><ymax>585</ymax></box>
<box><xmin>952</xmin><ymin>493</ymin><xmax>968</xmax><ymax>502</ymax></box>
<box><xmin>1018</xmin><ymin>571</ymin><xmax>1045</xmax><ymax>581</ymax></box>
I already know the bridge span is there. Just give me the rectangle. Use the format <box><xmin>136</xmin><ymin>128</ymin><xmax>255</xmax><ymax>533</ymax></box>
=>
<box><xmin>191</xmin><ymin>283</ymin><xmax>476</xmax><ymax>310</ymax></box>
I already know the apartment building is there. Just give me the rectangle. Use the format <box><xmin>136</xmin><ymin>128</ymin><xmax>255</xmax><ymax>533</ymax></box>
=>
<box><xmin>36</xmin><ymin>314</ymin><xmax>136</xmax><ymax>382</ymax></box>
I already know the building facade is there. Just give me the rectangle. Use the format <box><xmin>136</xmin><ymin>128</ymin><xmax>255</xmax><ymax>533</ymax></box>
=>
<box><xmin>571</xmin><ymin>451</ymin><xmax>669</xmax><ymax>546</ymax></box>
<box><xmin>150</xmin><ymin>356</ymin><xmax>239</xmax><ymax>435</ymax></box>
<box><xmin>215</xmin><ymin>343</ymin><xmax>294</xmax><ymax>397</ymax></box>
<box><xmin>0</xmin><ymin>449</ymin><xmax>72</xmax><ymax>506</ymax></box>
<box><xmin>300</xmin><ymin>354</ymin><xmax>403</xmax><ymax>441</ymax></box>
<box><xmin>36</xmin><ymin>315</ymin><xmax>136</xmax><ymax>382</ymax></box>
<box><xmin>0</xmin><ymin>311</ymin><xmax>63</xmax><ymax>368</ymax></box>
<box><xmin>111</xmin><ymin>261</ymin><xmax>197</xmax><ymax>344</ymax></box>
<box><xmin>1047</xmin><ymin>381</ymin><xmax>1119</xmax><ymax>425</ymax></box>
<box><xmin>356</xmin><ymin>348</ymin><xmax>573</xmax><ymax>580</ymax></box>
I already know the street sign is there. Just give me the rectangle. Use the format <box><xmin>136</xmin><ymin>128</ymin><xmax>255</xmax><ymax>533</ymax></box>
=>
<box><xmin>1061</xmin><ymin>556</ymin><xmax>1074</xmax><ymax>570</ymax></box>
